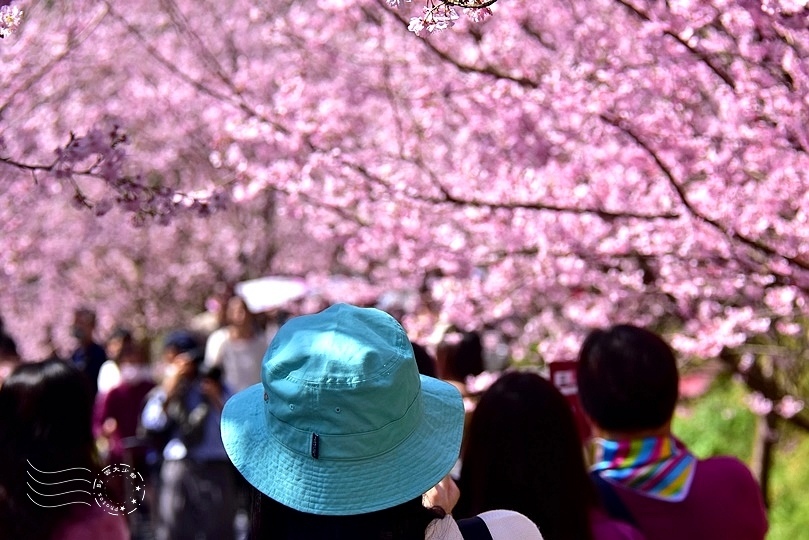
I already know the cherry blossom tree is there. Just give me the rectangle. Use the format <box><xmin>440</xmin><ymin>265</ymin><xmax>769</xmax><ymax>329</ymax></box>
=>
<box><xmin>1</xmin><ymin>0</ymin><xmax>809</xmax><ymax>437</ymax></box>
<box><xmin>0</xmin><ymin>184</ymin><xmax>333</xmax><ymax>358</ymax></box>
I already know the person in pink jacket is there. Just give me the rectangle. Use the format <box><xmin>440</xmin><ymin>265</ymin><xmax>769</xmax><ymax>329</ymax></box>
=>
<box><xmin>577</xmin><ymin>325</ymin><xmax>768</xmax><ymax>540</ymax></box>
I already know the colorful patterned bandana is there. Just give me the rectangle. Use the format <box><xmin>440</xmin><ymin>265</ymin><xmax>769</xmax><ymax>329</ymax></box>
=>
<box><xmin>590</xmin><ymin>435</ymin><xmax>697</xmax><ymax>502</ymax></box>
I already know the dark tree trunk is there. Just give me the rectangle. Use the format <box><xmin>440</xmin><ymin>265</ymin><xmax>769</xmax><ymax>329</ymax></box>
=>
<box><xmin>751</xmin><ymin>411</ymin><xmax>779</xmax><ymax>508</ymax></box>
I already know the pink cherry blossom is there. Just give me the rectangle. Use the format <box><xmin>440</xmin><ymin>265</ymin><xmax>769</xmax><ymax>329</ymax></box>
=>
<box><xmin>0</xmin><ymin>3</ymin><xmax>23</xmax><ymax>39</ymax></box>
<box><xmin>465</xmin><ymin>370</ymin><xmax>502</xmax><ymax>395</ymax></box>
<box><xmin>746</xmin><ymin>392</ymin><xmax>774</xmax><ymax>416</ymax></box>
<box><xmin>776</xmin><ymin>395</ymin><xmax>805</xmax><ymax>418</ymax></box>
<box><xmin>0</xmin><ymin>0</ymin><xmax>806</xmax><ymax>415</ymax></box>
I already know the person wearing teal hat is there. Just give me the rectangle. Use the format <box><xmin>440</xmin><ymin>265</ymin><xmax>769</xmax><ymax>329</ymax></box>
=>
<box><xmin>220</xmin><ymin>303</ymin><xmax>542</xmax><ymax>540</ymax></box>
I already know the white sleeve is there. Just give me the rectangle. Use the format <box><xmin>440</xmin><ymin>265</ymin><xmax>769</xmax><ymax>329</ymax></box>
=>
<box><xmin>204</xmin><ymin>328</ymin><xmax>228</xmax><ymax>366</ymax></box>
<box><xmin>478</xmin><ymin>510</ymin><xmax>543</xmax><ymax>540</ymax></box>
<box><xmin>96</xmin><ymin>360</ymin><xmax>121</xmax><ymax>395</ymax></box>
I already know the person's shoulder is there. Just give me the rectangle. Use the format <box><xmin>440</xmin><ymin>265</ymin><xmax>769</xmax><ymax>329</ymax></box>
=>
<box><xmin>111</xmin><ymin>378</ymin><xmax>154</xmax><ymax>401</ymax></box>
<box><xmin>700</xmin><ymin>454</ymin><xmax>751</xmax><ymax>470</ymax></box>
<box><xmin>698</xmin><ymin>455</ymin><xmax>766</xmax><ymax>508</ymax></box>
<box><xmin>98</xmin><ymin>359</ymin><xmax>119</xmax><ymax>376</ymax></box>
<box><xmin>204</xmin><ymin>326</ymin><xmax>230</xmax><ymax>363</ymax></box>
<box><xmin>478</xmin><ymin>509</ymin><xmax>544</xmax><ymax>540</ymax></box>
<box><xmin>206</xmin><ymin>326</ymin><xmax>230</xmax><ymax>344</ymax></box>
<box><xmin>50</xmin><ymin>505</ymin><xmax>129</xmax><ymax>540</ymax></box>
<box><xmin>590</xmin><ymin>507</ymin><xmax>646</xmax><ymax>540</ymax></box>
<box><xmin>694</xmin><ymin>455</ymin><xmax>768</xmax><ymax>534</ymax></box>
<box><xmin>698</xmin><ymin>455</ymin><xmax>759</xmax><ymax>487</ymax></box>
<box><xmin>425</xmin><ymin>511</ymin><xmax>543</xmax><ymax>540</ymax></box>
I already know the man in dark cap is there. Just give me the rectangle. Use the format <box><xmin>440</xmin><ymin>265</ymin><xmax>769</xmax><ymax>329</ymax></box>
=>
<box><xmin>140</xmin><ymin>330</ymin><xmax>235</xmax><ymax>540</ymax></box>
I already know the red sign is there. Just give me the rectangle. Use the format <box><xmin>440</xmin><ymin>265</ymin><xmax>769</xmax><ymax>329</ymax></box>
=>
<box><xmin>548</xmin><ymin>360</ymin><xmax>592</xmax><ymax>442</ymax></box>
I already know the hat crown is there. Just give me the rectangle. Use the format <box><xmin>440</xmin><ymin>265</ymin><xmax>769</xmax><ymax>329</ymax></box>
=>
<box><xmin>262</xmin><ymin>304</ymin><xmax>421</xmax><ymax>459</ymax></box>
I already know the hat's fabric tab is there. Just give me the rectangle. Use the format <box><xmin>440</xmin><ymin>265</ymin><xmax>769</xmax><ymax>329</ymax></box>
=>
<box><xmin>311</xmin><ymin>433</ymin><xmax>320</xmax><ymax>459</ymax></box>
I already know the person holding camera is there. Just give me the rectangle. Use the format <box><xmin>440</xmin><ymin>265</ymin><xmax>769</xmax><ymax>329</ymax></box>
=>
<box><xmin>140</xmin><ymin>330</ymin><xmax>235</xmax><ymax>540</ymax></box>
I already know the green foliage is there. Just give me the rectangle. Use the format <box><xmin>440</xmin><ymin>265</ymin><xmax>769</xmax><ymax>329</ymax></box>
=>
<box><xmin>673</xmin><ymin>374</ymin><xmax>757</xmax><ymax>462</ymax></box>
<box><xmin>768</xmin><ymin>426</ymin><xmax>809</xmax><ymax>540</ymax></box>
<box><xmin>673</xmin><ymin>374</ymin><xmax>809</xmax><ymax>539</ymax></box>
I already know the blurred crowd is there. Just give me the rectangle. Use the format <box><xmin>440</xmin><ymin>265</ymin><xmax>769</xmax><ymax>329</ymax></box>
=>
<box><xmin>0</xmin><ymin>292</ymin><xmax>769</xmax><ymax>540</ymax></box>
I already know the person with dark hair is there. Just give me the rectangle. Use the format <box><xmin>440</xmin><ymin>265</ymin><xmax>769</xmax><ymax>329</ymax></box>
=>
<box><xmin>456</xmin><ymin>370</ymin><xmax>644</xmax><ymax>540</ymax></box>
<box><xmin>140</xmin><ymin>330</ymin><xmax>235</xmax><ymax>540</ymax></box>
<box><xmin>70</xmin><ymin>307</ymin><xmax>107</xmax><ymax>401</ymax></box>
<box><xmin>0</xmin><ymin>359</ymin><xmax>129</xmax><ymax>540</ymax></box>
<box><xmin>411</xmin><ymin>341</ymin><xmax>438</xmax><ymax>378</ymax></box>
<box><xmin>577</xmin><ymin>325</ymin><xmax>768</xmax><ymax>540</ymax></box>
<box><xmin>0</xmin><ymin>331</ymin><xmax>21</xmax><ymax>385</ymax></box>
<box><xmin>436</xmin><ymin>330</ymin><xmax>484</xmax><ymax>396</ymax></box>
<box><xmin>220</xmin><ymin>303</ymin><xmax>542</xmax><ymax>540</ymax></box>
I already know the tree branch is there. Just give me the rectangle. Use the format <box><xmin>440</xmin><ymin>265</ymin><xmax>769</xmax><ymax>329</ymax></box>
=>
<box><xmin>337</xmin><ymin>152</ymin><xmax>681</xmax><ymax>221</ymax></box>
<box><xmin>612</xmin><ymin>0</ymin><xmax>736</xmax><ymax>89</ymax></box>
<box><xmin>718</xmin><ymin>348</ymin><xmax>809</xmax><ymax>434</ymax></box>
<box><xmin>103</xmin><ymin>2</ymin><xmax>289</xmax><ymax>135</ymax></box>
<box><xmin>600</xmin><ymin>113</ymin><xmax>809</xmax><ymax>277</ymax></box>
<box><xmin>378</xmin><ymin>0</ymin><xmax>539</xmax><ymax>88</ymax></box>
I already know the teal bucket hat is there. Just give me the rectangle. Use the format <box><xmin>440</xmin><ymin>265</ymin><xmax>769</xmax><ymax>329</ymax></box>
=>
<box><xmin>220</xmin><ymin>303</ymin><xmax>464</xmax><ymax>516</ymax></box>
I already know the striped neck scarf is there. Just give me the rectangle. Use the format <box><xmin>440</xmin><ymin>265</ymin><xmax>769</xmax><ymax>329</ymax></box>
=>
<box><xmin>590</xmin><ymin>435</ymin><xmax>697</xmax><ymax>502</ymax></box>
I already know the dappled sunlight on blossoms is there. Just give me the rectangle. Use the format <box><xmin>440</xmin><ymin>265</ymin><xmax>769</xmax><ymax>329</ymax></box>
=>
<box><xmin>1</xmin><ymin>0</ymin><xmax>809</xmax><ymax>369</ymax></box>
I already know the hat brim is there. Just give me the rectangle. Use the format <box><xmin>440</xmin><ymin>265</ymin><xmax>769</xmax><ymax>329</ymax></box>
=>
<box><xmin>220</xmin><ymin>375</ymin><xmax>464</xmax><ymax>516</ymax></box>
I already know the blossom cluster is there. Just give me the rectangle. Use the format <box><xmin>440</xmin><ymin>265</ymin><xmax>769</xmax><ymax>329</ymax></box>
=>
<box><xmin>390</xmin><ymin>0</ymin><xmax>494</xmax><ymax>36</ymax></box>
<box><xmin>745</xmin><ymin>392</ymin><xmax>806</xmax><ymax>419</ymax></box>
<box><xmin>0</xmin><ymin>4</ymin><xmax>23</xmax><ymax>38</ymax></box>
<box><xmin>50</xmin><ymin>125</ymin><xmax>230</xmax><ymax>225</ymax></box>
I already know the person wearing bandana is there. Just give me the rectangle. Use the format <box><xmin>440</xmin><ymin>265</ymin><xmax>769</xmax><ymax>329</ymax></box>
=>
<box><xmin>577</xmin><ymin>325</ymin><xmax>768</xmax><ymax>540</ymax></box>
